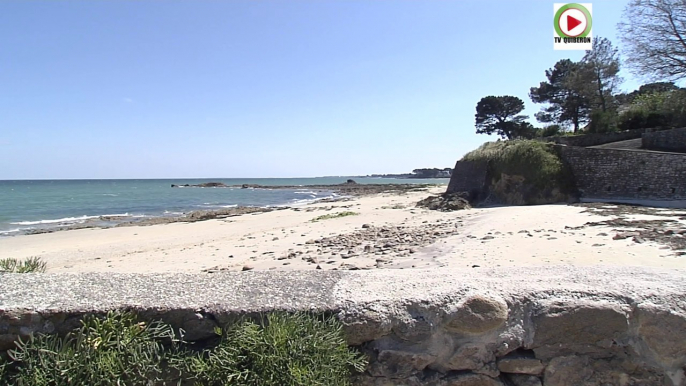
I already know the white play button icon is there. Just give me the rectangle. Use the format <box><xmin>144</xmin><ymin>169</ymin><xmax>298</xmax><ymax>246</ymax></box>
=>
<box><xmin>558</xmin><ymin>7</ymin><xmax>588</xmax><ymax>37</ymax></box>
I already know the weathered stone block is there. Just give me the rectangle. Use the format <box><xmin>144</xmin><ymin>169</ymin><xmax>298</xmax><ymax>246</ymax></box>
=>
<box><xmin>445</xmin><ymin>343</ymin><xmax>495</xmax><ymax>372</ymax></box>
<box><xmin>445</xmin><ymin>295</ymin><xmax>508</xmax><ymax>335</ymax></box>
<box><xmin>543</xmin><ymin>356</ymin><xmax>593</xmax><ymax>386</ymax></box>
<box><xmin>370</xmin><ymin>349</ymin><xmax>436</xmax><ymax>379</ymax></box>
<box><xmin>0</xmin><ymin>334</ymin><xmax>19</xmax><ymax>352</ymax></box>
<box><xmin>506</xmin><ymin>374</ymin><xmax>543</xmax><ymax>386</ymax></box>
<box><xmin>440</xmin><ymin>373</ymin><xmax>505</xmax><ymax>386</ymax></box>
<box><xmin>637</xmin><ymin>305</ymin><xmax>686</xmax><ymax>365</ymax></box>
<box><xmin>340</xmin><ymin>309</ymin><xmax>393</xmax><ymax>345</ymax></box>
<box><xmin>532</xmin><ymin>303</ymin><xmax>629</xmax><ymax>358</ymax></box>
<box><xmin>393</xmin><ymin>313</ymin><xmax>436</xmax><ymax>343</ymax></box>
<box><xmin>497</xmin><ymin>357</ymin><xmax>545</xmax><ymax>375</ymax></box>
<box><xmin>180</xmin><ymin>313</ymin><xmax>219</xmax><ymax>341</ymax></box>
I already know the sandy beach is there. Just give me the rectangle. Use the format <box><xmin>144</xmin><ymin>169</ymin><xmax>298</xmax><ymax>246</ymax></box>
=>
<box><xmin>2</xmin><ymin>186</ymin><xmax>685</xmax><ymax>273</ymax></box>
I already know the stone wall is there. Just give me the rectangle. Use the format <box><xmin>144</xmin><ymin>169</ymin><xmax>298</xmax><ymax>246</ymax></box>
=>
<box><xmin>2</xmin><ymin>267</ymin><xmax>686</xmax><ymax>386</ymax></box>
<box><xmin>643</xmin><ymin>128</ymin><xmax>686</xmax><ymax>153</ymax></box>
<box><xmin>542</xmin><ymin>130</ymin><xmax>642</xmax><ymax>147</ymax></box>
<box><xmin>557</xmin><ymin>145</ymin><xmax>686</xmax><ymax>201</ymax></box>
<box><xmin>445</xmin><ymin>160</ymin><xmax>489</xmax><ymax>199</ymax></box>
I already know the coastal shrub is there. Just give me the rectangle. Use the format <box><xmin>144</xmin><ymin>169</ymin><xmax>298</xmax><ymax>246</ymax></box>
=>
<box><xmin>0</xmin><ymin>357</ymin><xmax>7</xmax><ymax>384</ymax></box>
<box><xmin>618</xmin><ymin>109</ymin><xmax>669</xmax><ymax>131</ymax></box>
<box><xmin>0</xmin><ymin>257</ymin><xmax>47</xmax><ymax>273</ymax></box>
<box><xmin>461</xmin><ymin>140</ymin><xmax>576</xmax><ymax>204</ymax></box>
<box><xmin>5</xmin><ymin>311</ymin><xmax>181</xmax><ymax>386</ymax></box>
<box><xmin>618</xmin><ymin>89</ymin><xmax>686</xmax><ymax>130</ymax></box>
<box><xmin>310</xmin><ymin>211</ymin><xmax>359</xmax><ymax>222</ymax></box>
<box><xmin>537</xmin><ymin>124</ymin><xmax>564</xmax><ymax>137</ymax></box>
<box><xmin>184</xmin><ymin>312</ymin><xmax>367</xmax><ymax>385</ymax></box>
<box><xmin>2</xmin><ymin>311</ymin><xmax>367</xmax><ymax>386</ymax></box>
<box><xmin>588</xmin><ymin>110</ymin><xmax>619</xmax><ymax>133</ymax></box>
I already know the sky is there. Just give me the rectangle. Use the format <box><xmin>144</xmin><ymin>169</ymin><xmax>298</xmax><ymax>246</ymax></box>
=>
<box><xmin>1</xmin><ymin>1</ymin><xmax>644</xmax><ymax>179</ymax></box>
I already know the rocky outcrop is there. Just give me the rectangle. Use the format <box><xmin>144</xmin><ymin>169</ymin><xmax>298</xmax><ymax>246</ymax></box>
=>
<box><xmin>1</xmin><ymin>267</ymin><xmax>685</xmax><ymax>385</ymax></box>
<box><xmin>489</xmin><ymin>173</ymin><xmax>576</xmax><ymax>206</ymax></box>
<box><xmin>416</xmin><ymin>193</ymin><xmax>471</xmax><ymax>211</ymax></box>
<box><xmin>171</xmin><ymin>182</ymin><xmax>228</xmax><ymax>188</ymax></box>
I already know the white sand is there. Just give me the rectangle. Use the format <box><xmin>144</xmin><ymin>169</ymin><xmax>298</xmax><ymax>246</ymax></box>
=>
<box><xmin>1</xmin><ymin>187</ymin><xmax>684</xmax><ymax>273</ymax></box>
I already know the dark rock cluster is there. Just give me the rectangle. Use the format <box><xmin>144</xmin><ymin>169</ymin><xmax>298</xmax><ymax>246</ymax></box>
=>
<box><xmin>416</xmin><ymin>193</ymin><xmax>471</xmax><ymax>212</ymax></box>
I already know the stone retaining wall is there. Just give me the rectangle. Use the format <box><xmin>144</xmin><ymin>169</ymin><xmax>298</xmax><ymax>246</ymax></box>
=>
<box><xmin>2</xmin><ymin>267</ymin><xmax>685</xmax><ymax>386</ymax></box>
<box><xmin>643</xmin><ymin>128</ymin><xmax>686</xmax><ymax>153</ymax></box>
<box><xmin>542</xmin><ymin>130</ymin><xmax>643</xmax><ymax>147</ymax></box>
<box><xmin>445</xmin><ymin>160</ymin><xmax>489</xmax><ymax>199</ymax></box>
<box><xmin>557</xmin><ymin>145</ymin><xmax>686</xmax><ymax>201</ymax></box>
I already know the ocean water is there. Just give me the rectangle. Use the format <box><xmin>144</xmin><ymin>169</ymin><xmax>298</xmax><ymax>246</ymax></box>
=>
<box><xmin>0</xmin><ymin>177</ymin><xmax>447</xmax><ymax>236</ymax></box>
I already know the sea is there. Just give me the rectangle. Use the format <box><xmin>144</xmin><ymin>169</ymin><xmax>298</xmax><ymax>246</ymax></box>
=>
<box><xmin>0</xmin><ymin>177</ymin><xmax>447</xmax><ymax>236</ymax></box>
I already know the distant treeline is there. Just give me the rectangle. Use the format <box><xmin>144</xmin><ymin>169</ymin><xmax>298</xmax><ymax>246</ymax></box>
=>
<box><xmin>366</xmin><ymin>168</ymin><xmax>452</xmax><ymax>179</ymax></box>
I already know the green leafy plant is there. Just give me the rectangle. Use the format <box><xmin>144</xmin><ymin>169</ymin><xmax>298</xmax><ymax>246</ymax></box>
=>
<box><xmin>588</xmin><ymin>110</ymin><xmax>619</xmax><ymax>133</ymax></box>
<box><xmin>2</xmin><ymin>311</ymin><xmax>367</xmax><ymax>386</ymax></box>
<box><xmin>0</xmin><ymin>257</ymin><xmax>47</xmax><ymax>273</ymax></box>
<box><xmin>618</xmin><ymin>89</ymin><xmax>686</xmax><ymax>130</ymax></box>
<box><xmin>6</xmin><ymin>311</ymin><xmax>181</xmax><ymax>386</ymax></box>
<box><xmin>185</xmin><ymin>312</ymin><xmax>367</xmax><ymax>386</ymax></box>
<box><xmin>0</xmin><ymin>357</ymin><xmax>8</xmax><ymax>384</ymax></box>
<box><xmin>310</xmin><ymin>211</ymin><xmax>359</xmax><ymax>222</ymax></box>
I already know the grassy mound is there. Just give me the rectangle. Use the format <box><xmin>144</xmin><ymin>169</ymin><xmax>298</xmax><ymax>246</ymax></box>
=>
<box><xmin>1</xmin><ymin>311</ymin><xmax>367</xmax><ymax>386</ymax></box>
<box><xmin>462</xmin><ymin>140</ymin><xmax>576</xmax><ymax>205</ymax></box>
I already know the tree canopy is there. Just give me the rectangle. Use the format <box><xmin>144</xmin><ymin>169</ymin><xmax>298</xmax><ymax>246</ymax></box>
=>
<box><xmin>578</xmin><ymin>37</ymin><xmax>622</xmax><ymax>113</ymax></box>
<box><xmin>529</xmin><ymin>59</ymin><xmax>592</xmax><ymax>133</ymax></box>
<box><xmin>618</xmin><ymin>0</ymin><xmax>686</xmax><ymax>81</ymax></box>
<box><xmin>474</xmin><ymin>96</ymin><xmax>532</xmax><ymax>139</ymax></box>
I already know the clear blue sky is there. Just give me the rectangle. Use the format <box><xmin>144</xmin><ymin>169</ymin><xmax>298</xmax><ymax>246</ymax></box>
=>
<box><xmin>1</xmin><ymin>1</ymin><xmax>642</xmax><ymax>179</ymax></box>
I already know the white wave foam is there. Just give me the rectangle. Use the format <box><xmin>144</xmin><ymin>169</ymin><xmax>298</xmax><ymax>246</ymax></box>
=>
<box><xmin>0</xmin><ymin>228</ymin><xmax>24</xmax><ymax>235</ymax></box>
<box><xmin>11</xmin><ymin>215</ymin><xmax>100</xmax><ymax>225</ymax></box>
<box><xmin>101</xmin><ymin>194</ymin><xmax>119</xmax><ymax>197</ymax></box>
<box><xmin>294</xmin><ymin>191</ymin><xmax>318</xmax><ymax>195</ymax></box>
<box><xmin>197</xmin><ymin>203</ymin><xmax>237</xmax><ymax>209</ymax></box>
<box><xmin>10</xmin><ymin>213</ymin><xmax>133</xmax><ymax>226</ymax></box>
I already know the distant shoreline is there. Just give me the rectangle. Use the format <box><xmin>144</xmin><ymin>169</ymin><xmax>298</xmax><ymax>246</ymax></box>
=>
<box><xmin>2</xmin><ymin>182</ymin><xmax>444</xmax><ymax>237</ymax></box>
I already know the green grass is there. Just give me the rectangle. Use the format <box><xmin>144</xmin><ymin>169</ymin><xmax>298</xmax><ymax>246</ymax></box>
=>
<box><xmin>1</xmin><ymin>311</ymin><xmax>367</xmax><ymax>386</ymax></box>
<box><xmin>0</xmin><ymin>257</ymin><xmax>47</xmax><ymax>273</ymax></box>
<box><xmin>310</xmin><ymin>211</ymin><xmax>359</xmax><ymax>222</ymax></box>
